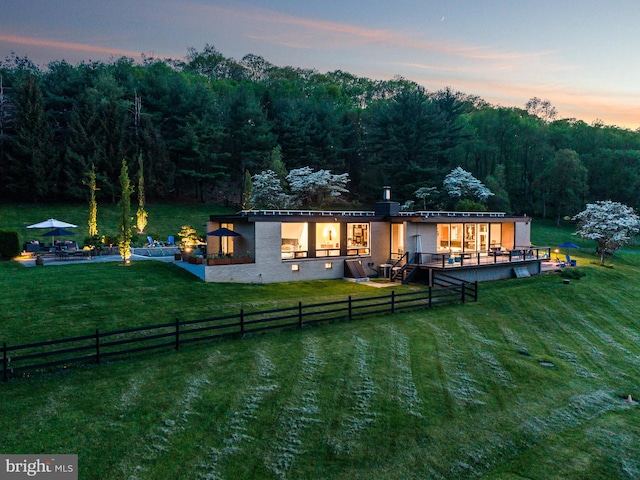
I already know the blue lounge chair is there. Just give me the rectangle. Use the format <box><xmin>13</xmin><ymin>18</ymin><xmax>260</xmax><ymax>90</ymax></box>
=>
<box><xmin>167</xmin><ymin>235</ymin><xmax>175</xmax><ymax>245</ymax></box>
<box><xmin>566</xmin><ymin>255</ymin><xmax>576</xmax><ymax>267</ymax></box>
<box><xmin>147</xmin><ymin>235</ymin><xmax>154</xmax><ymax>246</ymax></box>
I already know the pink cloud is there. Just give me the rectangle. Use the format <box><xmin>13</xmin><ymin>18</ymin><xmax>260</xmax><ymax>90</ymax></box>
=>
<box><xmin>182</xmin><ymin>3</ymin><xmax>552</xmax><ymax>62</ymax></box>
<box><xmin>407</xmin><ymin>70</ymin><xmax>640</xmax><ymax>129</ymax></box>
<box><xmin>0</xmin><ymin>34</ymin><xmax>144</xmax><ymax>58</ymax></box>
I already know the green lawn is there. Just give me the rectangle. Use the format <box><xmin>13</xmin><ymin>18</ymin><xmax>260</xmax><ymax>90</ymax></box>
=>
<box><xmin>1</xmin><ymin>210</ymin><xmax>639</xmax><ymax>479</ymax></box>
<box><xmin>0</xmin><ymin>201</ymin><xmax>232</xmax><ymax>246</ymax></box>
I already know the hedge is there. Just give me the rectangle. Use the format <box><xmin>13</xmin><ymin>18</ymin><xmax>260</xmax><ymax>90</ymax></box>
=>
<box><xmin>0</xmin><ymin>231</ymin><xmax>20</xmax><ymax>260</ymax></box>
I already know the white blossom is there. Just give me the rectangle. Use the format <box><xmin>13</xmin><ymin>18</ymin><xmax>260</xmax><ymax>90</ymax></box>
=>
<box><xmin>286</xmin><ymin>166</ymin><xmax>349</xmax><ymax>208</ymax></box>
<box><xmin>251</xmin><ymin>170</ymin><xmax>291</xmax><ymax>209</ymax></box>
<box><xmin>413</xmin><ymin>186</ymin><xmax>438</xmax><ymax>210</ymax></box>
<box><xmin>443</xmin><ymin>167</ymin><xmax>493</xmax><ymax>202</ymax></box>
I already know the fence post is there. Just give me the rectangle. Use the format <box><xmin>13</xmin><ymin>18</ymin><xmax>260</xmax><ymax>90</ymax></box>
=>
<box><xmin>298</xmin><ymin>302</ymin><xmax>303</xmax><ymax>328</ymax></box>
<box><xmin>2</xmin><ymin>342</ymin><xmax>7</xmax><ymax>383</ymax></box>
<box><xmin>240</xmin><ymin>309</ymin><xmax>244</xmax><ymax>336</ymax></box>
<box><xmin>348</xmin><ymin>296</ymin><xmax>352</xmax><ymax>321</ymax></box>
<box><xmin>95</xmin><ymin>329</ymin><xmax>100</xmax><ymax>365</ymax></box>
<box><xmin>428</xmin><ymin>287</ymin><xmax>432</xmax><ymax>308</ymax></box>
<box><xmin>474</xmin><ymin>281</ymin><xmax>478</xmax><ymax>302</ymax></box>
<box><xmin>391</xmin><ymin>291</ymin><xmax>395</xmax><ymax>314</ymax></box>
<box><xmin>175</xmin><ymin>318</ymin><xmax>180</xmax><ymax>351</ymax></box>
<box><xmin>461</xmin><ymin>283</ymin><xmax>466</xmax><ymax>303</ymax></box>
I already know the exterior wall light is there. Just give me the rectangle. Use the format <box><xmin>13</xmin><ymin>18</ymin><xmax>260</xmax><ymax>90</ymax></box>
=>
<box><xmin>291</xmin><ymin>264</ymin><xmax>300</xmax><ymax>272</ymax></box>
<box><xmin>325</xmin><ymin>262</ymin><xmax>332</xmax><ymax>269</ymax></box>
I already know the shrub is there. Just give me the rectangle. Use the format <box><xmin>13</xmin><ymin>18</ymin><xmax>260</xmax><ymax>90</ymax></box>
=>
<box><xmin>0</xmin><ymin>231</ymin><xmax>20</xmax><ymax>260</ymax></box>
<box><xmin>455</xmin><ymin>199</ymin><xmax>487</xmax><ymax>212</ymax></box>
<box><xmin>561</xmin><ymin>267</ymin><xmax>586</xmax><ymax>280</ymax></box>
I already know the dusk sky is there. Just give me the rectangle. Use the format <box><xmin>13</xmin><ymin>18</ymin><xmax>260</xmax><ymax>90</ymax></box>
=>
<box><xmin>2</xmin><ymin>0</ymin><xmax>639</xmax><ymax>129</ymax></box>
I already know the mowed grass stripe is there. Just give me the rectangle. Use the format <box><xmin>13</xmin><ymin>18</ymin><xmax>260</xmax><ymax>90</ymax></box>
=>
<box><xmin>3</xmin><ymin>243</ymin><xmax>640</xmax><ymax>478</ymax></box>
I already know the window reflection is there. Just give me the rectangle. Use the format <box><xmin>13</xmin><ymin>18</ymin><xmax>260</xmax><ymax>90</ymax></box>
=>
<box><xmin>281</xmin><ymin>223</ymin><xmax>308</xmax><ymax>259</ymax></box>
<box><xmin>347</xmin><ymin>223</ymin><xmax>369</xmax><ymax>256</ymax></box>
<box><xmin>316</xmin><ymin>222</ymin><xmax>340</xmax><ymax>257</ymax></box>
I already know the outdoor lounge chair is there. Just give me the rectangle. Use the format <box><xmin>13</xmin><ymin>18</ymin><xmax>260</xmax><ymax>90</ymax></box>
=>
<box><xmin>167</xmin><ymin>235</ymin><xmax>175</xmax><ymax>245</ymax></box>
<box><xmin>147</xmin><ymin>235</ymin><xmax>154</xmax><ymax>246</ymax></box>
<box><xmin>565</xmin><ymin>255</ymin><xmax>576</xmax><ymax>267</ymax></box>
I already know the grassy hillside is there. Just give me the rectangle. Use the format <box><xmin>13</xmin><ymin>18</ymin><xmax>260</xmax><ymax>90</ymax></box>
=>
<box><xmin>1</xmin><ymin>210</ymin><xmax>639</xmax><ymax>479</ymax></box>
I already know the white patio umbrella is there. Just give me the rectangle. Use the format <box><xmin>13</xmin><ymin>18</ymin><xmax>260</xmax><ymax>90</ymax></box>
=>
<box><xmin>27</xmin><ymin>218</ymin><xmax>78</xmax><ymax>229</ymax></box>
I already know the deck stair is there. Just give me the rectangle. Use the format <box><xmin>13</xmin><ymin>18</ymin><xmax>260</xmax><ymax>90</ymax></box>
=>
<box><xmin>388</xmin><ymin>252</ymin><xmax>408</xmax><ymax>282</ymax></box>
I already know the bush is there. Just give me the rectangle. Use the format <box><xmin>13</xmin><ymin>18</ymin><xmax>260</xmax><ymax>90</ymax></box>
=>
<box><xmin>561</xmin><ymin>268</ymin><xmax>586</xmax><ymax>280</ymax></box>
<box><xmin>0</xmin><ymin>231</ymin><xmax>21</xmax><ymax>260</ymax></box>
<box><xmin>455</xmin><ymin>199</ymin><xmax>487</xmax><ymax>212</ymax></box>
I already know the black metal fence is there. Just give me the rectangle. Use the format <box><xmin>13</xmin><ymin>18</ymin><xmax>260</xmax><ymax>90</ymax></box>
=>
<box><xmin>2</xmin><ymin>283</ymin><xmax>477</xmax><ymax>382</ymax></box>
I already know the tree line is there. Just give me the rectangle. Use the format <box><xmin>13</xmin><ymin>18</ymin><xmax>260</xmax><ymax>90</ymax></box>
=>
<box><xmin>2</xmin><ymin>45</ymin><xmax>640</xmax><ymax>222</ymax></box>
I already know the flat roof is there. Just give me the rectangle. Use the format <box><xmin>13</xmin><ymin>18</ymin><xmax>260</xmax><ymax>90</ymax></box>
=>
<box><xmin>210</xmin><ymin>209</ymin><xmax>530</xmax><ymax>223</ymax></box>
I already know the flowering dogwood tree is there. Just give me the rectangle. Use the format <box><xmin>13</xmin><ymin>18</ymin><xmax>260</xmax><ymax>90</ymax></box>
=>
<box><xmin>250</xmin><ymin>170</ymin><xmax>291</xmax><ymax>209</ymax></box>
<box><xmin>572</xmin><ymin>200</ymin><xmax>640</xmax><ymax>266</ymax></box>
<box><xmin>286</xmin><ymin>167</ymin><xmax>349</xmax><ymax>208</ymax></box>
<box><xmin>414</xmin><ymin>186</ymin><xmax>439</xmax><ymax>210</ymax></box>
<box><xmin>443</xmin><ymin>167</ymin><xmax>493</xmax><ymax>203</ymax></box>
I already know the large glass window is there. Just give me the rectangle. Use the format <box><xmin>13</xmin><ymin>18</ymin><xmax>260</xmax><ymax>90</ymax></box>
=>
<box><xmin>391</xmin><ymin>223</ymin><xmax>405</xmax><ymax>260</ymax></box>
<box><xmin>438</xmin><ymin>222</ymin><xmax>491</xmax><ymax>253</ymax></box>
<box><xmin>221</xmin><ymin>223</ymin><xmax>234</xmax><ymax>256</ymax></box>
<box><xmin>478</xmin><ymin>223</ymin><xmax>489</xmax><ymax>251</ymax></box>
<box><xmin>464</xmin><ymin>224</ymin><xmax>476</xmax><ymax>251</ymax></box>
<box><xmin>347</xmin><ymin>223</ymin><xmax>369</xmax><ymax>255</ymax></box>
<box><xmin>437</xmin><ymin>224</ymin><xmax>449</xmax><ymax>252</ymax></box>
<box><xmin>281</xmin><ymin>223</ymin><xmax>308</xmax><ymax>259</ymax></box>
<box><xmin>316</xmin><ymin>222</ymin><xmax>341</xmax><ymax>257</ymax></box>
<box><xmin>450</xmin><ymin>224</ymin><xmax>463</xmax><ymax>251</ymax></box>
<box><xmin>490</xmin><ymin>223</ymin><xmax>502</xmax><ymax>250</ymax></box>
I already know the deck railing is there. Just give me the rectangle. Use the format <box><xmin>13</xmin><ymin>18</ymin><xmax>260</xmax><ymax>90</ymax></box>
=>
<box><xmin>414</xmin><ymin>247</ymin><xmax>551</xmax><ymax>268</ymax></box>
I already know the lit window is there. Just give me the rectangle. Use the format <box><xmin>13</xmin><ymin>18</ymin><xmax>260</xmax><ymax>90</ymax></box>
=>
<box><xmin>281</xmin><ymin>223</ymin><xmax>308</xmax><ymax>260</ymax></box>
<box><xmin>347</xmin><ymin>223</ymin><xmax>370</xmax><ymax>256</ymax></box>
<box><xmin>316</xmin><ymin>222</ymin><xmax>340</xmax><ymax>256</ymax></box>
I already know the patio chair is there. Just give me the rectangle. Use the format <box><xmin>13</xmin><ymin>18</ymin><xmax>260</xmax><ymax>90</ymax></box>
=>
<box><xmin>167</xmin><ymin>235</ymin><xmax>175</xmax><ymax>245</ymax></box>
<box><xmin>565</xmin><ymin>255</ymin><xmax>576</xmax><ymax>267</ymax></box>
<box><xmin>147</xmin><ymin>235</ymin><xmax>154</xmax><ymax>246</ymax></box>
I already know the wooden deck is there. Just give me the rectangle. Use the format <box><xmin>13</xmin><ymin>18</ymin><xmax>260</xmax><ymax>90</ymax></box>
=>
<box><xmin>389</xmin><ymin>248</ymin><xmax>552</xmax><ymax>285</ymax></box>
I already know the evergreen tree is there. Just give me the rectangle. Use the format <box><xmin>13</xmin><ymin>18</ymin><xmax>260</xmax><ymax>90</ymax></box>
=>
<box><xmin>117</xmin><ymin>159</ymin><xmax>133</xmax><ymax>262</ymax></box>
<box><xmin>63</xmin><ymin>69</ymin><xmax>130</xmax><ymax>201</ymax></box>
<box><xmin>242</xmin><ymin>169</ymin><xmax>253</xmax><ymax>209</ymax></box>
<box><xmin>4</xmin><ymin>75</ymin><xmax>56</xmax><ymax>201</ymax></box>
<box><xmin>87</xmin><ymin>163</ymin><xmax>98</xmax><ymax>237</ymax></box>
<box><xmin>136</xmin><ymin>154</ymin><xmax>148</xmax><ymax>233</ymax></box>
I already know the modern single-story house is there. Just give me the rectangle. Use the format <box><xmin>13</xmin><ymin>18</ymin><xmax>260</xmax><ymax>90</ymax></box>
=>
<box><xmin>204</xmin><ymin>187</ymin><xmax>547</xmax><ymax>284</ymax></box>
